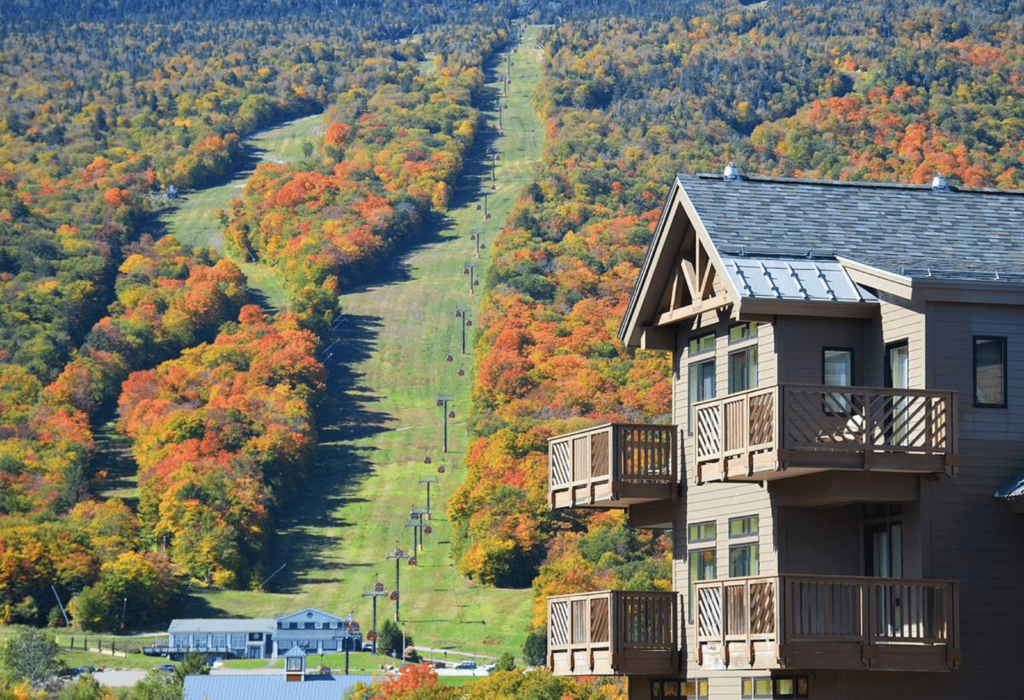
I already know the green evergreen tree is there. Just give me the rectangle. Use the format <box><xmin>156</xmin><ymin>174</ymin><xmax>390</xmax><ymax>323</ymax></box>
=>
<box><xmin>0</xmin><ymin>626</ymin><xmax>61</xmax><ymax>689</ymax></box>
<box><xmin>173</xmin><ymin>651</ymin><xmax>209</xmax><ymax>685</ymax></box>
<box><xmin>494</xmin><ymin>651</ymin><xmax>515</xmax><ymax>672</ymax></box>
<box><xmin>522</xmin><ymin>627</ymin><xmax>547</xmax><ymax>666</ymax></box>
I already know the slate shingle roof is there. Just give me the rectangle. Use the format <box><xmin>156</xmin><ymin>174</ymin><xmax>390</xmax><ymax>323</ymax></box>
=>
<box><xmin>678</xmin><ymin>173</ymin><xmax>1024</xmax><ymax>282</ymax></box>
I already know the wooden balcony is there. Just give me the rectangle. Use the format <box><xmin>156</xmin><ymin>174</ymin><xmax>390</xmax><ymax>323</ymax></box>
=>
<box><xmin>548</xmin><ymin>590</ymin><xmax>679</xmax><ymax>676</ymax></box>
<box><xmin>548</xmin><ymin>423</ymin><xmax>677</xmax><ymax>509</ymax></box>
<box><xmin>692</xmin><ymin>384</ymin><xmax>958</xmax><ymax>483</ymax></box>
<box><xmin>694</xmin><ymin>575</ymin><xmax>960</xmax><ymax>673</ymax></box>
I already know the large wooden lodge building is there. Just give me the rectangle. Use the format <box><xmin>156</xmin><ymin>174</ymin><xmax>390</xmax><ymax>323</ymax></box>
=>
<box><xmin>545</xmin><ymin>169</ymin><xmax>1024</xmax><ymax>698</ymax></box>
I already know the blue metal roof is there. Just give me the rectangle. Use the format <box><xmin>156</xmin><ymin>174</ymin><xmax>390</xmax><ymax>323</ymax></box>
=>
<box><xmin>183</xmin><ymin>674</ymin><xmax>375</xmax><ymax>700</ymax></box>
<box><xmin>721</xmin><ymin>256</ymin><xmax>877</xmax><ymax>304</ymax></box>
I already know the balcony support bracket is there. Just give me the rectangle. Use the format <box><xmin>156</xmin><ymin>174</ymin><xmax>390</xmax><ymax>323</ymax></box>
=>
<box><xmin>946</xmin><ymin>648</ymin><xmax>962</xmax><ymax>670</ymax></box>
<box><xmin>861</xmin><ymin>643</ymin><xmax>876</xmax><ymax>668</ymax></box>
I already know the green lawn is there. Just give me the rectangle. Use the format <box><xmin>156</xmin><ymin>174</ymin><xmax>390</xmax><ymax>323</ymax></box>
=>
<box><xmin>161</xmin><ymin>113</ymin><xmax>324</xmax><ymax>307</ymax></box>
<box><xmin>152</xmin><ymin>29</ymin><xmax>546</xmax><ymax>663</ymax></box>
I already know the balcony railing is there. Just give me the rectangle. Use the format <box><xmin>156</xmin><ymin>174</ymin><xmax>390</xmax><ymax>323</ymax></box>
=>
<box><xmin>692</xmin><ymin>384</ymin><xmax>958</xmax><ymax>483</ymax></box>
<box><xmin>548</xmin><ymin>423</ymin><xmax>677</xmax><ymax>509</ymax></box>
<box><xmin>694</xmin><ymin>575</ymin><xmax>960</xmax><ymax>673</ymax></box>
<box><xmin>548</xmin><ymin>590</ymin><xmax>678</xmax><ymax>676</ymax></box>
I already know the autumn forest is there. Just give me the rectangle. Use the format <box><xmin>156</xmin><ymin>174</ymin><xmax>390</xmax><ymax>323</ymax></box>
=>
<box><xmin>2</xmin><ymin>0</ymin><xmax>1024</xmax><ymax>681</ymax></box>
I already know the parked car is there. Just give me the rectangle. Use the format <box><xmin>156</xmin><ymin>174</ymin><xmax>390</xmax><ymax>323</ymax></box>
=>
<box><xmin>454</xmin><ymin>661</ymin><xmax>476</xmax><ymax>670</ymax></box>
<box><xmin>158</xmin><ymin>664</ymin><xmax>175</xmax><ymax>672</ymax></box>
<box><xmin>432</xmin><ymin>661</ymin><xmax>446</xmax><ymax>669</ymax></box>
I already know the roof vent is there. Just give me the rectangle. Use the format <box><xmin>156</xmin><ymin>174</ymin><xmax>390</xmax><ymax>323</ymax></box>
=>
<box><xmin>931</xmin><ymin>174</ymin><xmax>951</xmax><ymax>192</ymax></box>
<box><xmin>723</xmin><ymin>162</ymin><xmax>740</xmax><ymax>181</ymax></box>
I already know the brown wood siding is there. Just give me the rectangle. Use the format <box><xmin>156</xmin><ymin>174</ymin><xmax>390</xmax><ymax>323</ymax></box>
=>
<box><xmin>650</xmin><ymin>297</ymin><xmax>1024</xmax><ymax>699</ymax></box>
<box><xmin>773</xmin><ymin>316</ymin><xmax>869</xmax><ymax>385</ymax></box>
<box><xmin>865</xmin><ymin>295</ymin><xmax>925</xmax><ymax>388</ymax></box>
<box><xmin>776</xmin><ymin>504</ymin><xmax>861</xmax><ymax>576</ymax></box>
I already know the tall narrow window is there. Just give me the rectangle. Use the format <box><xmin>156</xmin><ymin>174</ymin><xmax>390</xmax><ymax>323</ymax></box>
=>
<box><xmin>728</xmin><ymin>323</ymin><xmax>758</xmax><ymax>394</ymax></box>
<box><xmin>974</xmin><ymin>336</ymin><xmax>1007</xmax><ymax>407</ymax></box>
<box><xmin>728</xmin><ymin>347</ymin><xmax>757</xmax><ymax>393</ymax></box>
<box><xmin>688</xmin><ymin>333</ymin><xmax>716</xmax><ymax>434</ymax></box>
<box><xmin>824</xmin><ymin>348</ymin><xmax>854</xmax><ymax>413</ymax></box>
<box><xmin>728</xmin><ymin>515</ymin><xmax>759</xmax><ymax>577</ymax></box>
<box><xmin>688</xmin><ymin>549</ymin><xmax>716</xmax><ymax>623</ymax></box>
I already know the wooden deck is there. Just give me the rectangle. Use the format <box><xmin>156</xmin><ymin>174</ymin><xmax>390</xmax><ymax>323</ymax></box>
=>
<box><xmin>693</xmin><ymin>384</ymin><xmax>958</xmax><ymax>483</ymax></box>
<box><xmin>694</xmin><ymin>575</ymin><xmax>960</xmax><ymax>673</ymax></box>
<box><xmin>548</xmin><ymin>423</ymin><xmax>677</xmax><ymax>509</ymax></box>
<box><xmin>548</xmin><ymin>590</ymin><xmax>679</xmax><ymax>676</ymax></box>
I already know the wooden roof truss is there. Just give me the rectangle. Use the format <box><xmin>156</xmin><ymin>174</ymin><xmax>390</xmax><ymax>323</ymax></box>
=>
<box><xmin>656</xmin><ymin>223</ymin><xmax>732</xmax><ymax>327</ymax></box>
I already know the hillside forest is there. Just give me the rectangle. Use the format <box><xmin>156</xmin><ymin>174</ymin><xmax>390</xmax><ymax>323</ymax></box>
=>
<box><xmin>2</xmin><ymin>0</ymin><xmax>1024</xmax><ymax>678</ymax></box>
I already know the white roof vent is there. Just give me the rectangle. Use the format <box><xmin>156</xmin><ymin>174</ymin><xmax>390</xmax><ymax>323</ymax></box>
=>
<box><xmin>931</xmin><ymin>174</ymin><xmax>951</xmax><ymax>192</ymax></box>
<box><xmin>723</xmin><ymin>162</ymin><xmax>740</xmax><ymax>181</ymax></box>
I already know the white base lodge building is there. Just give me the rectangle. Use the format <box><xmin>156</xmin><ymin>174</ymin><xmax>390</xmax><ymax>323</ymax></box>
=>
<box><xmin>147</xmin><ymin>607</ymin><xmax>364</xmax><ymax>660</ymax></box>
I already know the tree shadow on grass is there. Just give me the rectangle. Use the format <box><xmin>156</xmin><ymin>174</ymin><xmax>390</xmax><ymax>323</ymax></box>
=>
<box><xmin>266</xmin><ymin>313</ymin><xmax>393</xmax><ymax>593</ymax></box>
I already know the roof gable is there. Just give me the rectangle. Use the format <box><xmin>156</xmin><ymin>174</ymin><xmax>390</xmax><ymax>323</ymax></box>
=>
<box><xmin>619</xmin><ymin>178</ymin><xmax>740</xmax><ymax>348</ymax></box>
<box><xmin>277</xmin><ymin>608</ymin><xmax>345</xmax><ymax>626</ymax></box>
<box><xmin>621</xmin><ymin>171</ymin><xmax>1024</xmax><ymax>347</ymax></box>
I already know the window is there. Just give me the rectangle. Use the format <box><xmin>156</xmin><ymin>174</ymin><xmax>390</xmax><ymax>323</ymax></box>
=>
<box><xmin>729</xmin><ymin>347</ymin><xmax>757</xmax><ymax>393</ymax></box>
<box><xmin>729</xmin><ymin>515</ymin><xmax>759</xmax><ymax>577</ymax></box>
<box><xmin>688</xmin><ymin>521</ymin><xmax>716</xmax><ymax>544</ymax></box>
<box><xmin>742</xmin><ymin>676</ymin><xmax>809</xmax><ymax>698</ymax></box>
<box><xmin>315</xmin><ymin>622</ymin><xmax>323</xmax><ymax>629</ymax></box>
<box><xmin>864</xmin><ymin>504</ymin><xmax>902</xmax><ymax>578</ymax></box>
<box><xmin>322</xmin><ymin>639</ymin><xmax>338</xmax><ymax>651</ymax></box>
<box><xmin>286</xmin><ymin>656</ymin><xmax>303</xmax><ymax>671</ymax></box>
<box><xmin>729</xmin><ymin>323</ymin><xmax>757</xmax><ymax>343</ymax></box>
<box><xmin>249</xmin><ymin>633</ymin><xmax>263</xmax><ymax>641</ymax></box>
<box><xmin>729</xmin><ymin>515</ymin><xmax>758</xmax><ymax>538</ymax></box>
<box><xmin>689</xmin><ymin>333</ymin><xmax>716</xmax><ymax>355</ymax></box>
<box><xmin>211</xmin><ymin>634</ymin><xmax>226</xmax><ymax>649</ymax></box>
<box><xmin>729</xmin><ymin>543</ymin><xmax>759</xmax><ymax>577</ymax></box>
<box><xmin>231</xmin><ymin>634</ymin><xmax>245</xmax><ymax>648</ymax></box>
<box><xmin>823</xmin><ymin>348</ymin><xmax>853</xmax><ymax>386</ymax></box>
<box><xmin>689</xmin><ymin>549</ymin><xmax>716</xmax><ymax>622</ymax></box>
<box><xmin>823</xmin><ymin>348</ymin><xmax>854</xmax><ymax>414</ymax></box>
<box><xmin>652</xmin><ymin>679</ymin><xmax>708</xmax><ymax>699</ymax></box>
<box><xmin>689</xmin><ymin>334</ymin><xmax>716</xmax><ymax>435</ymax></box>
<box><xmin>974</xmin><ymin>336</ymin><xmax>1007</xmax><ymax>407</ymax></box>
<box><xmin>689</xmin><ymin>358</ymin><xmax>716</xmax><ymax>432</ymax></box>
<box><xmin>728</xmin><ymin>324</ymin><xmax>758</xmax><ymax>394</ymax></box>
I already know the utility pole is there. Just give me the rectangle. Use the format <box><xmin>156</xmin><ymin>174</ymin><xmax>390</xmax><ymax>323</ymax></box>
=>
<box><xmin>385</xmin><ymin>547</ymin><xmax>410</xmax><ymax>621</ymax></box>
